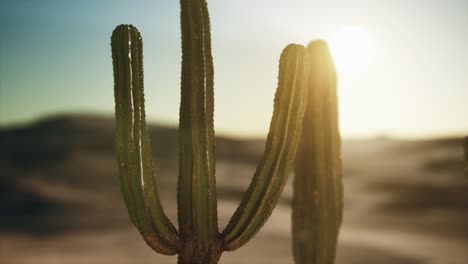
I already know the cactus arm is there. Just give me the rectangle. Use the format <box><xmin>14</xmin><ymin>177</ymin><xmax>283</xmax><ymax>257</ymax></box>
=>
<box><xmin>221</xmin><ymin>44</ymin><xmax>309</xmax><ymax>251</ymax></box>
<box><xmin>178</xmin><ymin>0</ymin><xmax>221</xmax><ymax>261</ymax></box>
<box><xmin>292</xmin><ymin>40</ymin><xmax>343</xmax><ymax>264</ymax></box>
<box><xmin>112</xmin><ymin>25</ymin><xmax>181</xmax><ymax>255</ymax></box>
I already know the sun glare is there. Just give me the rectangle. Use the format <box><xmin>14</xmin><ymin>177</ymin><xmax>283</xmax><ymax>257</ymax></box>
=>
<box><xmin>328</xmin><ymin>26</ymin><xmax>375</xmax><ymax>74</ymax></box>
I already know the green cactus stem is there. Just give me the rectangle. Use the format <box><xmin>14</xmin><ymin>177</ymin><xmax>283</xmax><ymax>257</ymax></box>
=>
<box><xmin>177</xmin><ymin>0</ymin><xmax>221</xmax><ymax>262</ymax></box>
<box><xmin>292</xmin><ymin>40</ymin><xmax>343</xmax><ymax>264</ymax></box>
<box><xmin>112</xmin><ymin>25</ymin><xmax>181</xmax><ymax>255</ymax></box>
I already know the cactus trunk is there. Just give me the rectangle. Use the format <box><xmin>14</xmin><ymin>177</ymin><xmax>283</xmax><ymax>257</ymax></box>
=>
<box><xmin>177</xmin><ymin>0</ymin><xmax>221</xmax><ymax>263</ymax></box>
<box><xmin>292</xmin><ymin>41</ymin><xmax>343</xmax><ymax>264</ymax></box>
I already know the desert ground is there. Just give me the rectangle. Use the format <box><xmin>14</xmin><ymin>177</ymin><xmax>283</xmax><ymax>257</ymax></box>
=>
<box><xmin>1</xmin><ymin>115</ymin><xmax>467</xmax><ymax>263</ymax></box>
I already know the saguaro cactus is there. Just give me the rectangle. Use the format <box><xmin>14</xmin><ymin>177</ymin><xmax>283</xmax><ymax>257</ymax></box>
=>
<box><xmin>292</xmin><ymin>41</ymin><xmax>343</xmax><ymax>264</ymax></box>
<box><xmin>111</xmin><ymin>0</ymin><xmax>309</xmax><ymax>262</ymax></box>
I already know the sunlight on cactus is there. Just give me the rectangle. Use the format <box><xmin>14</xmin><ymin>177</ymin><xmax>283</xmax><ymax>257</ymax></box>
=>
<box><xmin>293</xmin><ymin>41</ymin><xmax>343</xmax><ymax>264</ymax></box>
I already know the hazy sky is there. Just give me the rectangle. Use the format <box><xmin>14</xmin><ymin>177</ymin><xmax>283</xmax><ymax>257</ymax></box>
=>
<box><xmin>1</xmin><ymin>0</ymin><xmax>467</xmax><ymax>138</ymax></box>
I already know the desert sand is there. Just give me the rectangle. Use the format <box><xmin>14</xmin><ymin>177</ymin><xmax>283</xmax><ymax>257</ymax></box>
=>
<box><xmin>1</xmin><ymin>115</ymin><xmax>466</xmax><ymax>263</ymax></box>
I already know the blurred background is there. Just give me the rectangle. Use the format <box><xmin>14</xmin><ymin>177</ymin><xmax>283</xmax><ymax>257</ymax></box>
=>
<box><xmin>1</xmin><ymin>0</ymin><xmax>467</xmax><ymax>263</ymax></box>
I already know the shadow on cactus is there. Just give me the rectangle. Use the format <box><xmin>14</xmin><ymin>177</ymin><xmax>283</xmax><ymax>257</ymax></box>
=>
<box><xmin>111</xmin><ymin>0</ymin><xmax>342</xmax><ymax>263</ymax></box>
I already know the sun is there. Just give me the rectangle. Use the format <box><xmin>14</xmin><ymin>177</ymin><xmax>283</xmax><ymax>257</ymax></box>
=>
<box><xmin>328</xmin><ymin>26</ymin><xmax>375</xmax><ymax>74</ymax></box>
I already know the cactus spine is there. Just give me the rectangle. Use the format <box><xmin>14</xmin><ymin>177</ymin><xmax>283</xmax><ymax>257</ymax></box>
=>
<box><xmin>111</xmin><ymin>0</ymin><xmax>310</xmax><ymax>262</ymax></box>
<box><xmin>292</xmin><ymin>41</ymin><xmax>343</xmax><ymax>264</ymax></box>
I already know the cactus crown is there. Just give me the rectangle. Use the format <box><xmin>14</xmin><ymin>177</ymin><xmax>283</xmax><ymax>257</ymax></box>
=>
<box><xmin>111</xmin><ymin>1</ymin><xmax>342</xmax><ymax>263</ymax></box>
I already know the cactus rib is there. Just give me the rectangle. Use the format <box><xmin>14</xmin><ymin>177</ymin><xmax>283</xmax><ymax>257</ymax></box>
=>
<box><xmin>112</xmin><ymin>25</ymin><xmax>181</xmax><ymax>255</ymax></box>
<box><xmin>178</xmin><ymin>0</ymin><xmax>221</xmax><ymax>261</ymax></box>
<box><xmin>221</xmin><ymin>44</ymin><xmax>309</xmax><ymax>251</ymax></box>
<box><xmin>292</xmin><ymin>40</ymin><xmax>343</xmax><ymax>264</ymax></box>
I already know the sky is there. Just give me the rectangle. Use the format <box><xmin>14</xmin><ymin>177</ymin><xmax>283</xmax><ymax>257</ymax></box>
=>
<box><xmin>1</xmin><ymin>0</ymin><xmax>467</xmax><ymax>138</ymax></box>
